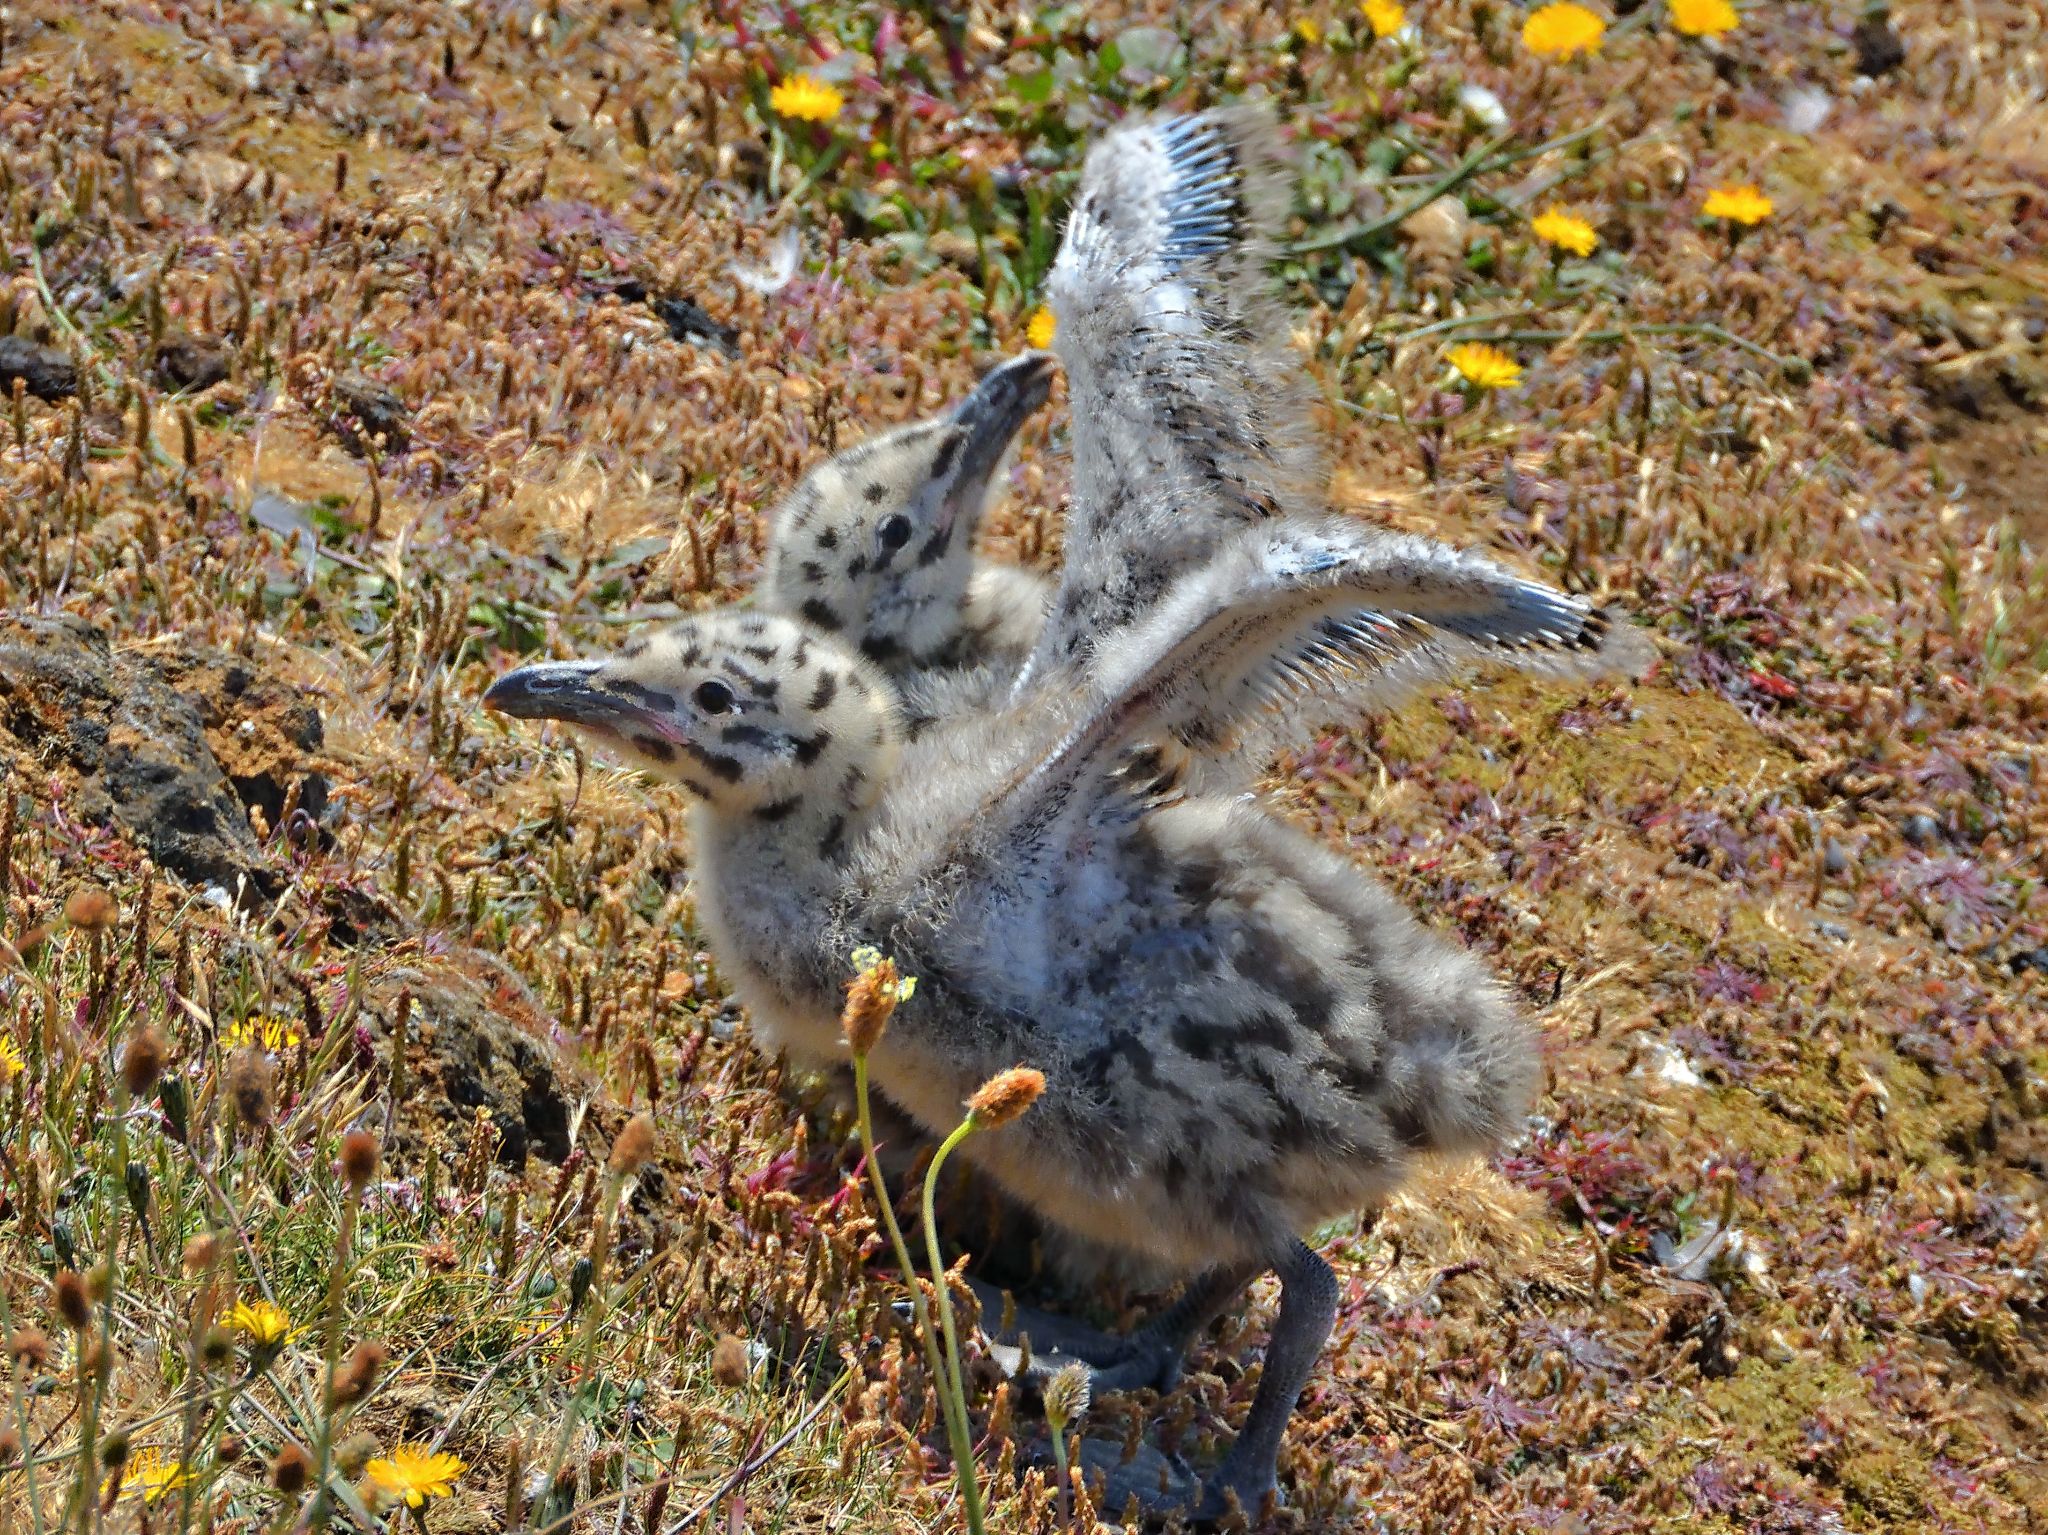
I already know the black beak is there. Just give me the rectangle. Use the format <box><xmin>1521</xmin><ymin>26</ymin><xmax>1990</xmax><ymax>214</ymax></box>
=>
<box><xmin>482</xmin><ymin>660</ymin><xmax>636</xmax><ymax>730</ymax></box>
<box><xmin>938</xmin><ymin>350</ymin><xmax>1056</xmax><ymax>522</ymax></box>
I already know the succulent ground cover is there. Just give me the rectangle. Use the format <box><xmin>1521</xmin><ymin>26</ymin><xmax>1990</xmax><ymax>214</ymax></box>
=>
<box><xmin>0</xmin><ymin>0</ymin><xmax>2042</xmax><ymax>1529</ymax></box>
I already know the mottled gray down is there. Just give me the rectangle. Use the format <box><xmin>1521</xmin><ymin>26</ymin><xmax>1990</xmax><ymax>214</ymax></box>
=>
<box><xmin>483</xmin><ymin>510</ymin><xmax>1640</xmax><ymax>1516</ymax></box>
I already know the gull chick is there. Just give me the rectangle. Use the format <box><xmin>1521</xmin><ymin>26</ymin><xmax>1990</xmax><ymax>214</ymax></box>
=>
<box><xmin>483</xmin><ymin>519</ymin><xmax>1634</xmax><ymax>1521</ymax></box>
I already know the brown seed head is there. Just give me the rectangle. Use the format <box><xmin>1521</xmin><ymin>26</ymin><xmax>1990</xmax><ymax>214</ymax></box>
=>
<box><xmin>121</xmin><ymin>1025</ymin><xmax>166</xmax><ymax>1097</ymax></box>
<box><xmin>181</xmin><ymin>1234</ymin><xmax>220</xmax><ymax>1275</ymax></box>
<box><xmin>966</xmin><ymin>1067</ymin><xmax>1045</xmax><ymax>1131</ymax></box>
<box><xmin>841</xmin><ymin>958</ymin><xmax>903</xmax><ymax>1056</ymax></box>
<box><xmin>54</xmin><ymin>1270</ymin><xmax>91</xmax><ymax>1331</ymax></box>
<box><xmin>7</xmin><ymin>1327</ymin><xmax>50</xmax><ymax>1369</ymax></box>
<box><xmin>216</xmin><ymin>1434</ymin><xmax>246</xmax><ymax>1464</ymax></box>
<box><xmin>201</xmin><ymin>1326</ymin><xmax>233</xmax><ymax>1363</ymax></box>
<box><xmin>97</xmin><ymin>1430</ymin><xmax>130</xmax><ymax>1468</ymax></box>
<box><xmin>339</xmin><ymin>1130</ymin><xmax>380</xmax><ymax>1192</ymax></box>
<box><xmin>65</xmin><ymin>888</ymin><xmax>116</xmax><ymax>931</ymax></box>
<box><xmin>710</xmin><ymin>1332</ymin><xmax>751</xmax><ymax>1388</ymax></box>
<box><xmin>330</xmin><ymin>1340</ymin><xmax>386</xmax><ymax>1407</ymax></box>
<box><xmin>227</xmin><ymin>1048</ymin><xmax>275</xmax><ymax>1128</ymax></box>
<box><xmin>607</xmin><ymin>1112</ymin><xmax>656</xmax><ymax>1177</ymax></box>
<box><xmin>269</xmin><ymin>1442</ymin><xmax>311</xmax><ymax>1494</ymax></box>
<box><xmin>0</xmin><ymin>1424</ymin><xmax>19</xmax><ymax>1464</ymax></box>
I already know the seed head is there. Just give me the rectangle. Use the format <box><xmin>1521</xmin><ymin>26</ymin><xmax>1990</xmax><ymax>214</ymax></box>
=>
<box><xmin>0</xmin><ymin>1425</ymin><xmax>19</xmax><ymax>1464</ymax></box>
<box><xmin>607</xmin><ymin>1112</ymin><xmax>656</xmax><ymax>1177</ymax></box>
<box><xmin>269</xmin><ymin>1442</ymin><xmax>311</xmax><ymax>1495</ymax></box>
<box><xmin>64</xmin><ymin>888</ymin><xmax>116</xmax><ymax>931</ymax></box>
<box><xmin>7</xmin><ymin>1328</ymin><xmax>50</xmax><ymax>1368</ymax></box>
<box><xmin>98</xmin><ymin>1430</ymin><xmax>131</xmax><ymax>1469</ymax></box>
<box><xmin>1043</xmin><ymin>1361</ymin><xmax>1092</xmax><ymax>1433</ymax></box>
<box><xmin>227</xmin><ymin>1049</ymin><xmax>275</xmax><ymax>1128</ymax></box>
<box><xmin>121</xmin><ymin>1025</ymin><xmax>166</xmax><ymax>1097</ymax></box>
<box><xmin>54</xmin><ymin>1270</ymin><xmax>91</xmax><ymax>1331</ymax></box>
<box><xmin>340</xmin><ymin>1130</ymin><xmax>380</xmax><ymax>1192</ymax></box>
<box><xmin>181</xmin><ymin>1234</ymin><xmax>220</xmax><ymax>1276</ymax></box>
<box><xmin>330</xmin><ymin>1341</ymin><xmax>386</xmax><ymax>1407</ymax></box>
<box><xmin>842</xmin><ymin>947</ymin><xmax>915</xmax><ymax>1056</ymax></box>
<box><xmin>711</xmin><ymin>1333</ymin><xmax>751</xmax><ymax>1387</ymax></box>
<box><xmin>966</xmin><ymin>1068</ymin><xmax>1045</xmax><ymax>1131</ymax></box>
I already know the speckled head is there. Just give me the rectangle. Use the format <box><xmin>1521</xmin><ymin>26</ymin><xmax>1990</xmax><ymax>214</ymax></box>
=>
<box><xmin>762</xmin><ymin>351</ymin><xmax>1054</xmax><ymax>672</ymax></box>
<box><xmin>482</xmin><ymin>611</ymin><xmax>900</xmax><ymax>820</ymax></box>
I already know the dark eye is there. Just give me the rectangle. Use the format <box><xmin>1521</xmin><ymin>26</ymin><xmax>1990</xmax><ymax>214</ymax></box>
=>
<box><xmin>693</xmin><ymin>680</ymin><xmax>735</xmax><ymax>716</ymax></box>
<box><xmin>876</xmin><ymin>514</ymin><xmax>912</xmax><ymax>552</ymax></box>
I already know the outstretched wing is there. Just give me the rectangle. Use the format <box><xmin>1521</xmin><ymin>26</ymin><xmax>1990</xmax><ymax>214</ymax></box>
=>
<box><xmin>985</xmin><ymin>521</ymin><xmax>1649</xmax><ymax>856</ymax></box>
<box><xmin>1021</xmin><ymin>105</ymin><xmax>1320</xmax><ymax>687</ymax></box>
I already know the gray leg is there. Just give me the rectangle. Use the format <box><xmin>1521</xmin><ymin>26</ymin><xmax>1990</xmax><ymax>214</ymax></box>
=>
<box><xmin>1193</xmin><ymin>1239</ymin><xmax>1339</xmax><ymax>1523</ymax></box>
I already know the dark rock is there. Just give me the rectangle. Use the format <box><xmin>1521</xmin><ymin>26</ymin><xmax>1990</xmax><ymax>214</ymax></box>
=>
<box><xmin>372</xmin><ymin>948</ymin><xmax>578</xmax><ymax>1167</ymax></box>
<box><xmin>154</xmin><ymin>331</ymin><xmax>232</xmax><ymax>393</ymax></box>
<box><xmin>332</xmin><ymin>372</ymin><xmax>410</xmax><ymax>453</ymax></box>
<box><xmin>0</xmin><ymin>335</ymin><xmax>79</xmax><ymax>402</ymax></box>
<box><xmin>0</xmin><ymin>616</ymin><xmax>330</xmax><ymax>900</ymax></box>
<box><xmin>1900</xmin><ymin>812</ymin><xmax>1941</xmax><ymax>848</ymax></box>
<box><xmin>651</xmin><ymin>295</ymin><xmax>739</xmax><ymax>358</ymax></box>
<box><xmin>1852</xmin><ymin>8</ymin><xmax>1905</xmax><ymax>77</ymax></box>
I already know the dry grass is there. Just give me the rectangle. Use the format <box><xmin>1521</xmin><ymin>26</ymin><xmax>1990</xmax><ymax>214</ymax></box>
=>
<box><xmin>0</xmin><ymin>0</ymin><xmax>2042</xmax><ymax>1530</ymax></box>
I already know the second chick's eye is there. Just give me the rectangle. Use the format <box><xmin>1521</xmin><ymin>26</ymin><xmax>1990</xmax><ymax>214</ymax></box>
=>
<box><xmin>693</xmin><ymin>680</ymin><xmax>736</xmax><ymax>716</ymax></box>
<box><xmin>876</xmin><ymin>514</ymin><xmax>913</xmax><ymax>552</ymax></box>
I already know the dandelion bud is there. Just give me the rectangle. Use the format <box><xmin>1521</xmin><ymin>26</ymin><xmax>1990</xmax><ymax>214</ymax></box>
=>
<box><xmin>181</xmin><ymin>1233</ymin><xmax>219</xmax><ymax>1275</ymax></box>
<box><xmin>567</xmin><ymin>1255</ymin><xmax>594</xmax><ymax>1315</ymax></box>
<box><xmin>607</xmin><ymin>1112</ymin><xmax>656</xmax><ymax>1178</ymax></box>
<box><xmin>227</xmin><ymin>1048</ymin><xmax>275</xmax><ymax>1128</ymax></box>
<box><xmin>158</xmin><ymin>1074</ymin><xmax>189</xmax><ymax>1143</ymax></box>
<box><xmin>842</xmin><ymin>951</ymin><xmax>911</xmax><ymax>1056</ymax></box>
<box><xmin>98</xmin><ymin>1430</ymin><xmax>130</xmax><ymax>1469</ymax></box>
<box><xmin>965</xmin><ymin>1067</ymin><xmax>1045</xmax><ymax>1131</ymax></box>
<box><xmin>125</xmin><ymin>1161</ymin><xmax>151</xmax><ymax>1225</ymax></box>
<box><xmin>7</xmin><ymin>1327</ymin><xmax>50</xmax><ymax>1369</ymax></box>
<box><xmin>121</xmin><ymin>1025</ymin><xmax>166</xmax><ymax>1097</ymax></box>
<box><xmin>54</xmin><ymin>1269</ymin><xmax>91</xmax><ymax>1331</ymax></box>
<box><xmin>330</xmin><ymin>1341</ymin><xmax>386</xmax><ymax>1407</ymax></box>
<box><xmin>340</xmin><ymin>1130</ymin><xmax>380</xmax><ymax>1193</ymax></box>
<box><xmin>64</xmin><ymin>887</ymin><xmax>116</xmax><ymax>931</ymax></box>
<box><xmin>334</xmin><ymin>1432</ymin><xmax>379</xmax><ymax>1478</ymax></box>
<box><xmin>269</xmin><ymin>1442</ymin><xmax>311</xmax><ymax>1494</ymax></box>
<box><xmin>1043</xmin><ymin>1361</ymin><xmax>1092</xmax><ymax>1434</ymax></box>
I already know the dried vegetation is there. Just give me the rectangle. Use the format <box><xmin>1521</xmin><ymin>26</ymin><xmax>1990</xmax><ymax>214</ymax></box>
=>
<box><xmin>0</xmin><ymin>0</ymin><xmax>2043</xmax><ymax>1530</ymax></box>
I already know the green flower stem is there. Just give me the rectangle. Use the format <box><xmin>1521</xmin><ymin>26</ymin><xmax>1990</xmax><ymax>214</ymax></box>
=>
<box><xmin>919</xmin><ymin>1116</ymin><xmax>985</xmax><ymax>1535</ymax></box>
<box><xmin>850</xmin><ymin>1054</ymin><xmax>982</xmax><ymax>1535</ymax></box>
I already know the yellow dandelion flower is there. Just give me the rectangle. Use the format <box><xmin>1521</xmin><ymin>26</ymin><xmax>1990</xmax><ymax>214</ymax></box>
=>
<box><xmin>1669</xmin><ymin>0</ymin><xmax>1739</xmax><ymax>37</ymax></box>
<box><xmin>1522</xmin><ymin>2</ymin><xmax>1605</xmax><ymax>58</ymax></box>
<box><xmin>1702</xmin><ymin>183</ymin><xmax>1773</xmax><ymax>225</ymax></box>
<box><xmin>225</xmin><ymin>1015</ymin><xmax>301</xmax><ymax>1053</ymax></box>
<box><xmin>1447</xmin><ymin>342</ymin><xmax>1524</xmax><ymax>390</ymax></box>
<box><xmin>366</xmin><ymin>1445</ymin><xmax>467</xmax><ymax>1508</ymax></box>
<box><xmin>110</xmin><ymin>1448</ymin><xmax>189</xmax><ymax>1503</ymax></box>
<box><xmin>1531</xmin><ymin>206</ymin><xmax>1599</xmax><ymax>257</ymax></box>
<box><xmin>769</xmin><ymin>73</ymin><xmax>845</xmax><ymax>125</ymax></box>
<box><xmin>228</xmin><ymin>1299</ymin><xmax>294</xmax><ymax>1349</ymax></box>
<box><xmin>1293</xmin><ymin>16</ymin><xmax>1322</xmax><ymax>45</ymax></box>
<box><xmin>1361</xmin><ymin>0</ymin><xmax>1407</xmax><ymax>38</ymax></box>
<box><xmin>0</xmin><ymin>1034</ymin><xmax>23</xmax><ymax>1077</ymax></box>
<box><xmin>1026</xmin><ymin>306</ymin><xmax>1056</xmax><ymax>349</ymax></box>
